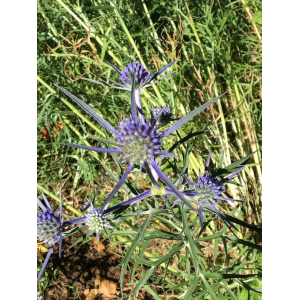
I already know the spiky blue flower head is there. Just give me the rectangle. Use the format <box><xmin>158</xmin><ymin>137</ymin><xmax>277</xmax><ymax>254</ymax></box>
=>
<box><xmin>37</xmin><ymin>191</ymin><xmax>64</xmax><ymax>283</ymax></box>
<box><xmin>153</xmin><ymin>106</ymin><xmax>171</xmax><ymax>117</ymax></box>
<box><xmin>63</xmin><ymin>195</ymin><xmax>114</xmax><ymax>242</ymax></box>
<box><xmin>193</xmin><ymin>170</ymin><xmax>224</xmax><ymax>206</ymax></box>
<box><xmin>82</xmin><ymin>60</ymin><xmax>177</xmax><ymax>124</ymax></box>
<box><xmin>84</xmin><ymin>198</ymin><xmax>114</xmax><ymax>234</ymax></box>
<box><xmin>85</xmin><ymin>207</ymin><xmax>112</xmax><ymax>232</ymax></box>
<box><xmin>69</xmin><ymin>203</ymin><xmax>113</xmax><ymax>243</ymax></box>
<box><xmin>37</xmin><ymin>209</ymin><xmax>62</xmax><ymax>246</ymax></box>
<box><xmin>55</xmin><ymin>66</ymin><xmax>225</xmax><ymax>211</ymax></box>
<box><xmin>119</xmin><ymin>62</ymin><xmax>150</xmax><ymax>86</ymax></box>
<box><xmin>117</xmin><ymin>119</ymin><xmax>162</xmax><ymax>165</ymax></box>
<box><xmin>83</xmin><ymin>60</ymin><xmax>176</xmax><ymax>92</ymax></box>
<box><xmin>118</xmin><ymin>117</ymin><xmax>134</xmax><ymax>130</ymax></box>
<box><xmin>181</xmin><ymin>152</ymin><xmax>245</xmax><ymax>229</ymax></box>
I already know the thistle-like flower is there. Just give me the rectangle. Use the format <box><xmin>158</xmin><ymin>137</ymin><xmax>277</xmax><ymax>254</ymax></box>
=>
<box><xmin>117</xmin><ymin>119</ymin><xmax>162</xmax><ymax>165</ymax></box>
<box><xmin>37</xmin><ymin>191</ymin><xmax>63</xmax><ymax>282</ymax></box>
<box><xmin>83</xmin><ymin>60</ymin><xmax>176</xmax><ymax>123</ymax></box>
<box><xmin>83</xmin><ymin>60</ymin><xmax>176</xmax><ymax>92</ymax></box>
<box><xmin>63</xmin><ymin>196</ymin><xmax>114</xmax><ymax>242</ymax></box>
<box><xmin>179</xmin><ymin>152</ymin><xmax>245</xmax><ymax>229</ymax></box>
<box><xmin>55</xmin><ymin>61</ymin><xmax>224</xmax><ymax>211</ymax></box>
<box><xmin>63</xmin><ymin>182</ymin><xmax>160</xmax><ymax>235</ymax></box>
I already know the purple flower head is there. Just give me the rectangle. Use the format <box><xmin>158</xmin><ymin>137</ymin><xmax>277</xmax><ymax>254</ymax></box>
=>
<box><xmin>117</xmin><ymin>119</ymin><xmax>162</xmax><ymax>166</ymax></box>
<box><xmin>118</xmin><ymin>117</ymin><xmax>135</xmax><ymax>130</ymax></box>
<box><xmin>181</xmin><ymin>152</ymin><xmax>245</xmax><ymax>229</ymax></box>
<box><xmin>82</xmin><ymin>60</ymin><xmax>176</xmax><ymax>92</ymax></box>
<box><xmin>120</xmin><ymin>62</ymin><xmax>150</xmax><ymax>86</ymax></box>
<box><xmin>194</xmin><ymin>171</ymin><xmax>224</xmax><ymax>206</ymax></box>
<box><xmin>153</xmin><ymin>106</ymin><xmax>171</xmax><ymax>117</ymax></box>
<box><xmin>85</xmin><ymin>206</ymin><xmax>113</xmax><ymax>233</ymax></box>
<box><xmin>55</xmin><ymin>71</ymin><xmax>225</xmax><ymax>211</ymax></box>
<box><xmin>82</xmin><ymin>60</ymin><xmax>177</xmax><ymax>124</ymax></box>
<box><xmin>37</xmin><ymin>190</ymin><xmax>64</xmax><ymax>283</ymax></box>
<box><xmin>37</xmin><ymin>209</ymin><xmax>62</xmax><ymax>246</ymax></box>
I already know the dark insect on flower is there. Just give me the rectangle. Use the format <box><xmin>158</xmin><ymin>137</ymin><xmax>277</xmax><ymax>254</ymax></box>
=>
<box><xmin>37</xmin><ymin>191</ymin><xmax>63</xmax><ymax>282</ymax></box>
<box><xmin>179</xmin><ymin>152</ymin><xmax>245</xmax><ymax>229</ymax></box>
<box><xmin>55</xmin><ymin>60</ymin><xmax>224</xmax><ymax>211</ymax></box>
<box><xmin>152</xmin><ymin>106</ymin><xmax>179</xmax><ymax>126</ymax></box>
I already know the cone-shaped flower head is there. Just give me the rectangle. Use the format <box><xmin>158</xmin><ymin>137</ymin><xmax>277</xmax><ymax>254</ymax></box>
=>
<box><xmin>81</xmin><ymin>60</ymin><xmax>177</xmax><ymax>125</ymax></box>
<box><xmin>55</xmin><ymin>62</ymin><xmax>225</xmax><ymax>211</ymax></box>
<box><xmin>194</xmin><ymin>170</ymin><xmax>224</xmax><ymax>207</ymax></box>
<box><xmin>117</xmin><ymin>119</ymin><xmax>162</xmax><ymax>166</ymax></box>
<box><xmin>153</xmin><ymin>106</ymin><xmax>171</xmax><ymax>118</ymax></box>
<box><xmin>180</xmin><ymin>152</ymin><xmax>245</xmax><ymax>229</ymax></box>
<box><xmin>37</xmin><ymin>209</ymin><xmax>62</xmax><ymax>246</ymax></box>
<box><xmin>63</xmin><ymin>196</ymin><xmax>114</xmax><ymax>242</ymax></box>
<box><xmin>118</xmin><ymin>117</ymin><xmax>134</xmax><ymax>130</ymax></box>
<box><xmin>85</xmin><ymin>200</ymin><xmax>113</xmax><ymax>234</ymax></box>
<box><xmin>119</xmin><ymin>62</ymin><xmax>150</xmax><ymax>86</ymax></box>
<box><xmin>37</xmin><ymin>190</ymin><xmax>64</xmax><ymax>283</ymax></box>
<box><xmin>83</xmin><ymin>60</ymin><xmax>177</xmax><ymax>91</ymax></box>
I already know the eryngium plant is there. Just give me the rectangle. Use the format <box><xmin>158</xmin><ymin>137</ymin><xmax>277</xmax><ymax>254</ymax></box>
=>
<box><xmin>83</xmin><ymin>60</ymin><xmax>176</xmax><ymax>123</ymax></box>
<box><xmin>55</xmin><ymin>61</ymin><xmax>225</xmax><ymax>211</ymax></box>
<box><xmin>37</xmin><ymin>191</ymin><xmax>63</xmax><ymax>282</ymax></box>
<box><xmin>178</xmin><ymin>152</ymin><xmax>245</xmax><ymax>229</ymax></box>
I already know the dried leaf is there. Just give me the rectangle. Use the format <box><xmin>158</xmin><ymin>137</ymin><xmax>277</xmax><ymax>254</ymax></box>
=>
<box><xmin>83</xmin><ymin>274</ymin><xmax>117</xmax><ymax>299</ymax></box>
<box><xmin>41</xmin><ymin>121</ymin><xmax>64</xmax><ymax>139</ymax></box>
<box><xmin>93</xmin><ymin>238</ymin><xmax>106</xmax><ymax>252</ymax></box>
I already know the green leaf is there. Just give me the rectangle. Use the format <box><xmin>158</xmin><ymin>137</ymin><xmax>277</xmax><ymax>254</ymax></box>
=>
<box><xmin>82</xmin><ymin>5</ymin><xmax>112</xmax><ymax>11</ymax></box>
<box><xmin>198</xmin><ymin>273</ymin><xmax>219</xmax><ymax>300</ymax></box>
<box><xmin>168</xmin><ymin>122</ymin><xmax>211</xmax><ymax>153</ymax></box>
<box><xmin>143</xmin><ymin>285</ymin><xmax>162</xmax><ymax>300</ymax></box>
<box><xmin>89</xmin><ymin>135</ymin><xmax>118</xmax><ymax>146</ymax></box>
<box><xmin>131</xmin><ymin>240</ymin><xmax>151</xmax><ymax>281</ymax></box>
<box><xmin>69</xmin><ymin>236</ymin><xmax>83</xmax><ymax>249</ymax></box>
<box><xmin>131</xmin><ymin>266</ymin><xmax>156</xmax><ymax>296</ymax></box>
<box><xmin>211</xmin><ymin>149</ymin><xmax>260</xmax><ymax>178</ymax></box>
<box><xmin>119</xmin><ymin>213</ymin><xmax>153</xmax><ymax>292</ymax></box>
<box><xmin>252</xmin><ymin>11</ymin><xmax>262</xmax><ymax>25</ymax></box>
<box><xmin>225</xmin><ymin>236</ymin><xmax>262</xmax><ymax>250</ymax></box>
<box><xmin>223</xmin><ymin>214</ymin><xmax>262</xmax><ymax>235</ymax></box>
<box><xmin>201</xmin><ymin>272</ymin><xmax>258</xmax><ymax>279</ymax></box>
<box><xmin>163</xmin><ymin>93</ymin><xmax>225</xmax><ymax>136</ymax></box>
<box><xmin>131</xmin><ymin>255</ymin><xmax>155</xmax><ymax>267</ymax></box>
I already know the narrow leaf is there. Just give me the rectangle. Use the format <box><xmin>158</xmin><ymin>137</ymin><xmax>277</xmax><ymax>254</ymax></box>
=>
<box><xmin>54</xmin><ymin>85</ymin><xmax>119</xmax><ymax>136</ymax></box>
<box><xmin>62</xmin><ymin>143</ymin><xmax>120</xmax><ymax>153</ymax></box>
<box><xmin>162</xmin><ymin>93</ymin><xmax>225</xmax><ymax>137</ymax></box>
